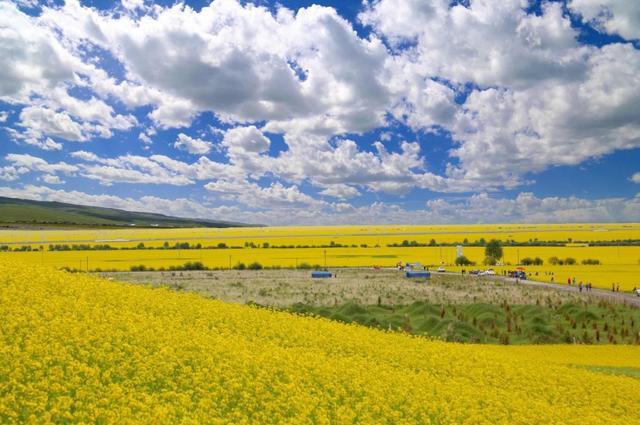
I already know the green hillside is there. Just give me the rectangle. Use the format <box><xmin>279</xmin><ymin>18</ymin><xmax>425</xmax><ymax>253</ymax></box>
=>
<box><xmin>0</xmin><ymin>197</ymin><xmax>254</xmax><ymax>228</ymax></box>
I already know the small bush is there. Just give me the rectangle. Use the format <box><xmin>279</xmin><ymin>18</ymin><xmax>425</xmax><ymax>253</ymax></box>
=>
<box><xmin>182</xmin><ymin>261</ymin><xmax>206</xmax><ymax>270</ymax></box>
<box><xmin>564</xmin><ymin>257</ymin><xmax>576</xmax><ymax>265</ymax></box>
<box><xmin>520</xmin><ymin>257</ymin><xmax>543</xmax><ymax>266</ymax></box>
<box><xmin>455</xmin><ymin>255</ymin><xmax>474</xmax><ymax>266</ymax></box>
<box><xmin>247</xmin><ymin>262</ymin><xmax>263</xmax><ymax>270</ymax></box>
<box><xmin>483</xmin><ymin>256</ymin><xmax>497</xmax><ymax>266</ymax></box>
<box><xmin>234</xmin><ymin>262</ymin><xmax>246</xmax><ymax>270</ymax></box>
<box><xmin>581</xmin><ymin>258</ymin><xmax>600</xmax><ymax>265</ymax></box>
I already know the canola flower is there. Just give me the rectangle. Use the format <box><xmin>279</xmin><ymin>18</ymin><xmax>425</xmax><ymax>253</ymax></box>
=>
<box><xmin>1</xmin><ymin>260</ymin><xmax>640</xmax><ymax>424</ymax></box>
<box><xmin>2</xmin><ymin>223</ymin><xmax>640</xmax><ymax>290</ymax></box>
<box><xmin>2</xmin><ymin>223</ymin><xmax>639</xmax><ymax>247</ymax></box>
<box><xmin>3</xmin><ymin>245</ymin><xmax>640</xmax><ymax>290</ymax></box>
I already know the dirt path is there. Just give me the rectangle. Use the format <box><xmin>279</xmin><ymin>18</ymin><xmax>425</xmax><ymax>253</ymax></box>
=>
<box><xmin>461</xmin><ymin>272</ymin><xmax>640</xmax><ymax>308</ymax></box>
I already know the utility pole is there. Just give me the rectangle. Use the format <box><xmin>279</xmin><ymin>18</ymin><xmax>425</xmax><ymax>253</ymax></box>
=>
<box><xmin>324</xmin><ymin>249</ymin><xmax>327</xmax><ymax>269</ymax></box>
<box><xmin>229</xmin><ymin>255</ymin><xmax>232</xmax><ymax>269</ymax></box>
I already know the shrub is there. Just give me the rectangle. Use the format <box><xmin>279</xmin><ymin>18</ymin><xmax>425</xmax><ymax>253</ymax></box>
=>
<box><xmin>234</xmin><ymin>262</ymin><xmax>246</xmax><ymax>270</ymax></box>
<box><xmin>581</xmin><ymin>259</ymin><xmax>600</xmax><ymax>265</ymax></box>
<box><xmin>247</xmin><ymin>262</ymin><xmax>263</xmax><ymax>270</ymax></box>
<box><xmin>130</xmin><ymin>264</ymin><xmax>147</xmax><ymax>272</ymax></box>
<box><xmin>521</xmin><ymin>257</ymin><xmax>543</xmax><ymax>266</ymax></box>
<box><xmin>297</xmin><ymin>262</ymin><xmax>311</xmax><ymax>269</ymax></box>
<box><xmin>183</xmin><ymin>261</ymin><xmax>206</xmax><ymax>270</ymax></box>
<box><xmin>455</xmin><ymin>255</ymin><xmax>474</xmax><ymax>266</ymax></box>
<box><xmin>483</xmin><ymin>256</ymin><xmax>497</xmax><ymax>266</ymax></box>
<box><xmin>564</xmin><ymin>257</ymin><xmax>576</xmax><ymax>265</ymax></box>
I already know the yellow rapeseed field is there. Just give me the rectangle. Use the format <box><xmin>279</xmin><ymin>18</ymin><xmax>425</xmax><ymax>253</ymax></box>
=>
<box><xmin>1</xmin><ymin>260</ymin><xmax>640</xmax><ymax>423</ymax></box>
<box><xmin>1</xmin><ymin>224</ymin><xmax>640</xmax><ymax>290</ymax></box>
<box><xmin>1</xmin><ymin>223</ymin><xmax>639</xmax><ymax>248</ymax></box>
<box><xmin>3</xmin><ymin>245</ymin><xmax>640</xmax><ymax>290</ymax></box>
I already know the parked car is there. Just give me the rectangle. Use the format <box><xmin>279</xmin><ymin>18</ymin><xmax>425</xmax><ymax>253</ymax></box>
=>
<box><xmin>484</xmin><ymin>269</ymin><xmax>495</xmax><ymax>275</ymax></box>
<box><xmin>437</xmin><ymin>266</ymin><xmax>446</xmax><ymax>272</ymax></box>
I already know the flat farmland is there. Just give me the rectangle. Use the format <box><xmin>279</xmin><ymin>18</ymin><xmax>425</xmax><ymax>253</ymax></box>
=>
<box><xmin>1</xmin><ymin>223</ymin><xmax>639</xmax><ymax>290</ymax></box>
<box><xmin>1</xmin><ymin>223</ymin><xmax>639</xmax><ymax>247</ymax></box>
<box><xmin>3</xmin><ymin>245</ymin><xmax>640</xmax><ymax>290</ymax></box>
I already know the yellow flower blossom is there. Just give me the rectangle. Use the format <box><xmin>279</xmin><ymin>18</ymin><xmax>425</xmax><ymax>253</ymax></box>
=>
<box><xmin>0</xmin><ymin>260</ymin><xmax>639</xmax><ymax>424</ymax></box>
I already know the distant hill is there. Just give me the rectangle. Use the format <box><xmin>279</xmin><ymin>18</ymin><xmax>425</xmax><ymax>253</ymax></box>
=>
<box><xmin>0</xmin><ymin>197</ymin><xmax>256</xmax><ymax>228</ymax></box>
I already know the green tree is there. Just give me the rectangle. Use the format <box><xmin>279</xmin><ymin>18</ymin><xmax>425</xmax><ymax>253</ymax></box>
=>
<box><xmin>484</xmin><ymin>239</ymin><xmax>503</xmax><ymax>261</ymax></box>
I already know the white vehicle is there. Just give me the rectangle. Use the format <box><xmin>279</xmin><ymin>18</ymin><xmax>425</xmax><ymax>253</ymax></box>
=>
<box><xmin>437</xmin><ymin>266</ymin><xmax>446</xmax><ymax>272</ymax></box>
<box><xmin>484</xmin><ymin>269</ymin><xmax>496</xmax><ymax>275</ymax></box>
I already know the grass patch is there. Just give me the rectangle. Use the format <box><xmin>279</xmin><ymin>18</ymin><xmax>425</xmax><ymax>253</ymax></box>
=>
<box><xmin>578</xmin><ymin>365</ymin><xmax>640</xmax><ymax>379</ymax></box>
<box><xmin>288</xmin><ymin>301</ymin><xmax>640</xmax><ymax>345</ymax></box>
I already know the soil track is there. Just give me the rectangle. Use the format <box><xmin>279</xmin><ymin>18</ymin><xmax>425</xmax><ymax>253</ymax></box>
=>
<box><xmin>454</xmin><ymin>271</ymin><xmax>640</xmax><ymax>307</ymax></box>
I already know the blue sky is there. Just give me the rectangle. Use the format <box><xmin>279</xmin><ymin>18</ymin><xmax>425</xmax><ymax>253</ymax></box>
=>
<box><xmin>0</xmin><ymin>0</ymin><xmax>639</xmax><ymax>224</ymax></box>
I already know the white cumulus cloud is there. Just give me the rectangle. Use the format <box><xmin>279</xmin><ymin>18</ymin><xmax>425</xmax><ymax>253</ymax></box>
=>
<box><xmin>174</xmin><ymin>133</ymin><xmax>213</xmax><ymax>155</ymax></box>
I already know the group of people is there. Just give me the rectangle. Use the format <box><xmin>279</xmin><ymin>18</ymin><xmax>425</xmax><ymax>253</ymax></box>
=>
<box><xmin>505</xmin><ymin>270</ymin><xmax>527</xmax><ymax>279</ymax></box>
<box><xmin>566</xmin><ymin>277</ymin><xmax>640</xmax><ymax>296</ymax></box>
<box><xmin>567</xmin><ymin>277</ymin><xmax>593</xmax><ymax>292</ymax></box>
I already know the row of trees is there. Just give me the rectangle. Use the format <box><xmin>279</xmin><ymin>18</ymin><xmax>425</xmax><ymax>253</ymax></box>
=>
<box><xmin>1</xmin><ymin>236</ymin><xmax>635</xmax><ymax>253</ymax></box>
<box><xmin>126</xmin><ymin>261</ymin><xmax>326</xmax><ymax>272</ymax></box>
<box><xmin>455</xmin><ymin>241</ymin><xmax>602</xmax><ymax>267</ymax></box>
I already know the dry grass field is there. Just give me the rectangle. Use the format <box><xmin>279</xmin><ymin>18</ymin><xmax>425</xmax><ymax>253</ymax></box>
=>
<box><xmin>102</xmin><ymin>268</ymin><xmax>602</xmax><ymax>307</ymax></box>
